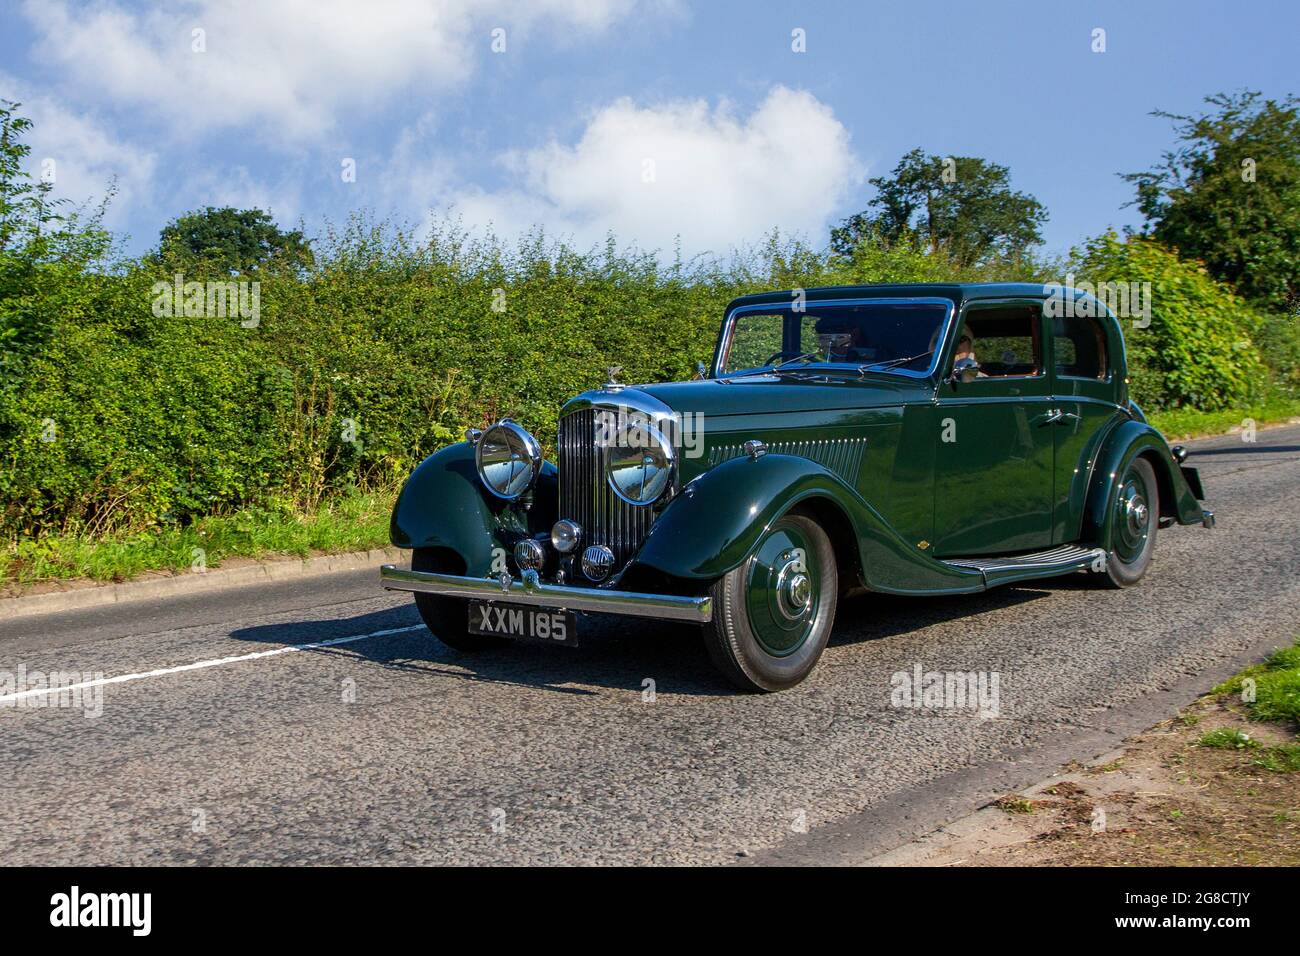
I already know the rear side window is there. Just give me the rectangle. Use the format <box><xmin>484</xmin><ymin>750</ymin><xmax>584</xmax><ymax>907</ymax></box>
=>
<box><xmin>1054</xmin><ymin>315</ymin><xmax>1108</xmax><ymax>380</ymax></box>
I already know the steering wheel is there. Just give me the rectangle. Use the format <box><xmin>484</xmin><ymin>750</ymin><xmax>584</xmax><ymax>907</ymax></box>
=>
<box><xmin>764</xmin><ymin>349</ymin><xmax>807</xmax><ymax>366</ymax></box>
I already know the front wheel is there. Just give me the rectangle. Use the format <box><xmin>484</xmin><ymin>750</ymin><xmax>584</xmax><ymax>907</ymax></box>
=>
<box><xmin>1095</xmin><ymin>456</ymin><xmax>1160</xmax><ymax>588</ymax></box>
<box><xmin>411</xmin><ymin>549</ymin><xmax>505</xmax><ymax>651</ymax></box>
<box><xmin>702</xmin><ymin>513</ymin><xmax>838</xmax><ymax>692</ymax></box>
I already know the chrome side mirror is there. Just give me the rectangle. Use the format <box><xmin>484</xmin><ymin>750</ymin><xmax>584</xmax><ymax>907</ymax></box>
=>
<box><xmin>694</xmin><ymin>361</ymin><xmax>709</xmax><ymax>380</ymax></box>
<box><xmin>947</xmin><ymin>356</ymin><xmax>981</xmax><ymax>385</ymax></box>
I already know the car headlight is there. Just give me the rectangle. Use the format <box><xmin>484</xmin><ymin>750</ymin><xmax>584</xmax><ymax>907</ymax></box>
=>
<box><xmin>606</xmin><ymin>421</ymin><xmax>675</xmax><ymax>505</ymax></box>
<box><xmin>475</xmin><ymin>420</ymin><xmax>542</xmax><ymax>500</ymax></box>
<box><xmin>550</xmin><ymin>519</ymin><xmax>582</xmax><ymax>553</ymax></box>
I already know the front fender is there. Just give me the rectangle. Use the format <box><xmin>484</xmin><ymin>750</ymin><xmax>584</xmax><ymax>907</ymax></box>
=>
<box><xmin>389</xmin><ymin>442</ymin><xmax>557</xmax><ymax>576</ymax></box>
<box><xmin>1084</xmin><ymin>419</ymin><xmax>1205</xmax><ymax>550</ymax></box>
<box><xmin>630</xmin><ymin>453</ymin><xmax>984</xmax><ymax>595</ymax></box>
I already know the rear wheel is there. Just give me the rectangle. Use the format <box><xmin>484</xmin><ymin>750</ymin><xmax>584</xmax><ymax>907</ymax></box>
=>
<box><xmin>1096</xmin><ymin>457</ymin><xmax>1160</xmax><ymax>588</ymax></box>
<box><xmin>411</xmin><ymin>549</ymin><xmax>504</xmax><ymax>651</ymax></box>
<box><xmin>702</xmin><ymin>513</ymin><xmax>838</xmax><ymax>692</ymax></box>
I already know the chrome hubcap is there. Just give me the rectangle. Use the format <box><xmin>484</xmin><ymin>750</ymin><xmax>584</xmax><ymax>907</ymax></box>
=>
<box><xmin>748</xmin><ymin>530</ymin><xmax>819</xmax><ymax>658</ymax></box>
<box><xmin>1113</xmin><ymin>466</ymin><xmax>1154</xmax><ymax>565</ymax></box>
<box><xmin>774</xmin><ymin>556</ymin><xmax>812</xmax><ymax>620</ymax></box>
<box><xmin>1124</xmin><ymin>494</ymin><xmax>1149</xmax><ymax>535</ymax></box>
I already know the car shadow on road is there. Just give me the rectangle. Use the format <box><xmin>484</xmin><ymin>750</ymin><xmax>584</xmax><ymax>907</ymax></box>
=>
<box><xmin>829</xmin><ymin>585</ymin><xmax>1050</xmax><ymax>648</ymax></box>
<box><xmin>229</xmin><ymin>605</ymin><xmax>737</xmax><ymax>698</ymax></box>
<box><xmin>228</xmin><ymin>582</ymin><xmax>1063</xmax><ymax>698</ymax></box>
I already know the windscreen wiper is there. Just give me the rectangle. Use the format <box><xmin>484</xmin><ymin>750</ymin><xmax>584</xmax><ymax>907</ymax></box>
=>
<box><xmin>769</xmin><ymin>350</ymin><xmax>823</xmax><ymax>371</ymax></box>
<box><xmin>858</xmin><ymin>350</ymin><xmax>934</xmax><ymax>373</ymax></box>
<box><xmin>722</xmin><ymin>350</ymin><xmax>823</xmax><ymax>381</ymax></box>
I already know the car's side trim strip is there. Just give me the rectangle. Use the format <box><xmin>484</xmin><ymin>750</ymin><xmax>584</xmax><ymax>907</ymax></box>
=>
<box><xmin>380</xmin><ymin>565</ymin><xmax>713</xmax><ymax>622</ymax></box>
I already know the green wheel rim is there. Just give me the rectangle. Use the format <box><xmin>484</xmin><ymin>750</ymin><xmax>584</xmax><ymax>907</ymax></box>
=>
<box><xmin>1113</xmin><ymin>462</ymin><xmax>1153</xmax><ymax>564</ymax></box>
<box><xmin>744</xmin><ymin>520</ymin><xmax>819</xmax><ymax>657</ymax></box>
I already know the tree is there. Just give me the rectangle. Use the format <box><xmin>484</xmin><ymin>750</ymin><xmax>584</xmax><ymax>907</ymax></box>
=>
<box><xmin>1</xmin><ymin>101</ymin><xmax>110</xmax><ymax>360</ymax></box>
<box><xmin>1123</xmin><ymin>91</ymin><xmax>1300</xmax><ymax>314</ymax></box>
<box><xmin>0</xmin><ymin>99</ymin><xmax>68</xmax><ymax>258</ymax></box>
<box><xmin>832</xmin><ymin>148</ymin><xmax>1047</xmax><ymax>264</ymax></box>
<box><xmin>157</xmin><ymin>206</ymin><xmax>313</xmax><ymax>274</ymax></box>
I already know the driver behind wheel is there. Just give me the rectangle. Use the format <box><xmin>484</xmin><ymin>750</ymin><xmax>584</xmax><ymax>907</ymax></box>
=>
<box><xmin>813</xmin><ymin>316</ymin><xmax>869</xmax><ymax>362</ymax></box>
<box><xmin>952</xmin><ymin>332</ymin><xmax>988</xmax><ymax>381</ymax></box>
<box><xmin>954</xmin><ymin>334</ymin><xmax>976</xmax><ymax>364</ymax></box>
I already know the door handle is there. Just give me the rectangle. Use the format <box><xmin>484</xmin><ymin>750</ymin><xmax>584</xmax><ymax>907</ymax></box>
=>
<box><xmin>1037</xmin><ymin>408</ymin><xmax>1081</xmax><ymax>426</ymax></box>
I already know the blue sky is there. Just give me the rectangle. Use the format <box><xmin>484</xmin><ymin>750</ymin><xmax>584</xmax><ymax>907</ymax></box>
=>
<box><xmin>2</xmin><ymin>0</ymin><xmax>1296</xmax><ymax>261</ymax></box>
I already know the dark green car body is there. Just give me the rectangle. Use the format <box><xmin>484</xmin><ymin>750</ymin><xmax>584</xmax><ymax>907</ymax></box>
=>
<box><xmin>383</xmin><ymin>283</ymin><xmax>1211</xmax><ymax>687</ymax></box>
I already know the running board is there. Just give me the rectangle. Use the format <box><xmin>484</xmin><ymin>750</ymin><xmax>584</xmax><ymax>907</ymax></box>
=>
<box><xmin>941</xmin><ymin>545</ymin><xmax>1105</xmax><ymax>589</ymax></box>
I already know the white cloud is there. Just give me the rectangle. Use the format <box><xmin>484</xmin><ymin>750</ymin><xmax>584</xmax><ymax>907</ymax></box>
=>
<box><xmin>24</xmin><ymin>0</ymin><xmax>663</xmax><ymax>142</ymax></box>
<box><xmin>176</xmin><ymin>164</ymin><xmax>306</xmax><ymax>230</ymax></box>
<box><xmin>0</xmin><ymin>73</ymin><xmax>157</xmax><ymax>229</ymax></box>
<box><xmin>412</xmin><ymin>87</ymin><xmax>862</xmax><ymax>256</ymax></box>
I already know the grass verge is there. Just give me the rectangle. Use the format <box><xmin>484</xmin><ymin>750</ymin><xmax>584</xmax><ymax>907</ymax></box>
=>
<box><xmin>0</xmin><ymin>489</ymin><xmax>395</xmax><ymax>591</ymax></box>
<box><xmin>1147</xmin><ymin>395</ymin><xmax>1300</xmax><ymax>441</ymax></box>
<box><xmin>1212</xmin><ymin>642</ymin><xmax>1300</xmax><ymax>724</ymax></box>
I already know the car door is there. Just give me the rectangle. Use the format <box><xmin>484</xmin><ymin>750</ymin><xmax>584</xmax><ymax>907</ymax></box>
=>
<box><xmin>1049</xmin><ymin>311</ymin><xmax>1123</xmax><ymax>543</ymax></box>
<box><xmin>932</xmin><ymin>299</ymin><xmax>1055</xmax><ymax>557</ymax></box>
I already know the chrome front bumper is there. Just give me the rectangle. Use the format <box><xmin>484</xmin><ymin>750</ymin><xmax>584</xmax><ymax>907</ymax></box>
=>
<box><xmin>380</xmin><ymin>564</ymin><xmax>713</xmax><ymax>623</ymax></box>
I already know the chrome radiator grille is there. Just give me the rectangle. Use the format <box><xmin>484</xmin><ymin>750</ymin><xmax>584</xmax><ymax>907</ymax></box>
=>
<box><xmin>558</xmin><ymin>408</ymin><xmax>656</xmax><ymax>570</ymax></box>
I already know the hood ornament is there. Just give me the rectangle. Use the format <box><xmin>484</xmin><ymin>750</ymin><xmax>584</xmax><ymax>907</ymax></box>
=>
<box><xmin>604</xmin><ymin>365</ymin><xmax>626</xmax><ymax>391</ymax></box>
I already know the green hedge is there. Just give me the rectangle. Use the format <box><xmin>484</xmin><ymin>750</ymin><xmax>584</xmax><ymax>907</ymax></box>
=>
<box><xmin>1068</xmin><ymin>232</ymin><xmax>1273</xmax><ymax>411</ymax></box>
<box><xmin>0</xmin><ymin>224</ymin><xmax>1285</xmax><ymax>542</ymax></box>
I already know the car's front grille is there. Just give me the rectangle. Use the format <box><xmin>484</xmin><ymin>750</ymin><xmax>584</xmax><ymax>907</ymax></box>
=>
<box><xmin>558</xmin><ymin>408</ymin><xmax>656</xmax><ymax>572</ymax></box>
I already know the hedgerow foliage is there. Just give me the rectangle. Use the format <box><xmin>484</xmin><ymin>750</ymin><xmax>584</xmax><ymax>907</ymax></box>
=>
<box><xmin>0</xmin><ymin>219</ymin><xmax>1044</xmax><ymax>539</ymax></box>
<box><xmin>0</xmin><ymin>95</ymin><xmax>1285</xmax><ymax>542</ymax></box>
<box><xmin>1067</xmin><ymin>232</ymin><xmax>1271</xmax><ymax>411</ymax></box>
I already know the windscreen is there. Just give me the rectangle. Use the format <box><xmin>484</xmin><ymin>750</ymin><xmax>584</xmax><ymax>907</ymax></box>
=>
<box><xmin>720</xmin><ymin>301</ymin><xmax>950</xmax><ymax>376</ymax></box>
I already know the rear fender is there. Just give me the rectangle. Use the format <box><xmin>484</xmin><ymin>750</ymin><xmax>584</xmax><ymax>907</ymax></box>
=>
<box><xmin>1084</xmin><ymin>419</ymin><xmax>1205</xmax><ymax>550</ymax></box>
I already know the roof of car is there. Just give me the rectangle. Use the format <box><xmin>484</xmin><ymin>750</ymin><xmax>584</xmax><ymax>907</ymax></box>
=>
<box><xmin>726</xmin><ymin>282</ymin><xmax>1061</xmax><ymax>311</ymax></box>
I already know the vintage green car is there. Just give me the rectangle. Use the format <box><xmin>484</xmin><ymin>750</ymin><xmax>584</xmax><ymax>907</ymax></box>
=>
<box><xmin>381</xmin><ymin>283</ymin><xmax>1212</xmax><ymax>691</ymax></box>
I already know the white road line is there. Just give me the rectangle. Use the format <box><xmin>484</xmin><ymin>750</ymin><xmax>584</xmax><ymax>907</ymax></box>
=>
<box><xmin>0</xmin><ymin>624</ymin><xmax>424</xmax><ymax>705</ymax></box>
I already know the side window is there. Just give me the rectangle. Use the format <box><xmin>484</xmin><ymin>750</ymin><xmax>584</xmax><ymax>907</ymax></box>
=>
<box><xmin>954</xmin><ymin>306</ymin><xmax>1042</xmax><ymax>378</ymax></box>
<box><xmin>1054</xmin><ymin>315</ymin><xmax>1108</xmax><ymax>380</ymax></box>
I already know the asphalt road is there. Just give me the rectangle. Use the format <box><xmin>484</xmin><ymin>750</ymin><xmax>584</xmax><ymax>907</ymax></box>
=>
<box><xmin>2</xmin><ymin>425</ymin><xmax>1297</xmax><ymax>865</ymax></box>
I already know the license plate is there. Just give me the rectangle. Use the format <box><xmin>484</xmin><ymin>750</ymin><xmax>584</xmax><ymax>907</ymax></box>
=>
<box><xmin>468</xmin><ymin>601</ymin><xmax>578</xmax><ymax>647</ymax></box>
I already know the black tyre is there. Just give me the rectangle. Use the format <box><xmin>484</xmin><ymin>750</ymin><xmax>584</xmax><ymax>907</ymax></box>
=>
<box><xmin>411</xmin><ymin>549</ymin><xmax>504</xmax><ymax>651</ymax></box>
<box><xmin>1096</xmin><ymin>456</ymin><xmax>1159</xmax><ymax>588</ymax></box>
<box><xmin>702</xmin><ymin>513</ymin><xmax>838</xmax><ymax>692</ymax></box>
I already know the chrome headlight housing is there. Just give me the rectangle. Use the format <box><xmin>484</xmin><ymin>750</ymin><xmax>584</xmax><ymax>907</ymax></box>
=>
<box><xmin>605</xmin><ymin>421</ymin><xmax>675</xmax><ymax>505</ymax></box>
<box><xmin>475</xmin><ymin>419</ymin><xmax>542</xmax><ymax>500</ymax></box>
<box><xmin>550</xmin><ymin>518</ymin><xmax>582</xmax><ymax>553</ymax></box>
